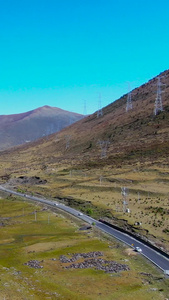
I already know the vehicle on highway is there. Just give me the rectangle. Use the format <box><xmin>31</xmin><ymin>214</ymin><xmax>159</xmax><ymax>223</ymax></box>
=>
<box><xmin>1</xmin><ymin>185</ymin><xmax>169</xmax><ymax>272</ymax></box>
<box><xmin>135</xmin><ymin>246</ymin><xmax>142</xmax><ymax>252</ymax></box>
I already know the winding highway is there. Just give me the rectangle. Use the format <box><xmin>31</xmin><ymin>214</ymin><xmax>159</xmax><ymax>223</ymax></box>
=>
<box><xmin>0</xmin><ymin>185</ymin><xmax>169</xmax><ymax>274</ymax></box>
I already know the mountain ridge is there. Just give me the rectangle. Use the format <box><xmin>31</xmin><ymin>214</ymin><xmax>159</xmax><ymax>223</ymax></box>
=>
<box><xmin>0</xmin><ymin>70</ymin><xmax>169</xmax><ymax>252</ymax></box>
<box><xmin>1</xmin><ymin>69</ymin><xmax>168</xmax><ymax>167</ymax></box>
<box><xmin>0</xmin><ymin>105</ymin><xmax>84</xmax><ymax>150</ymax></box>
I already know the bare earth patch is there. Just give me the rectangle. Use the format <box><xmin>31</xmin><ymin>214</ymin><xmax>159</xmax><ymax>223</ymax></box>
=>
<box><xmin>25</xmin><ymin>240</ymin><xmax>79</xmax><ymax>253</ymax></box>
<box><xmin>124</xmin><ymin>248</ymin><xmax>137</xmax><ymax>256</ymax></box>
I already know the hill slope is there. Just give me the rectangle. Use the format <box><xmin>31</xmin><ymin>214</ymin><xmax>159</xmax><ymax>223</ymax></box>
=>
<box><xmin>0</xmin><ymin>70</ymin><xmax>169</xmax><ymax>252</ymax></box>
<box><xmin>0</xmin><ymin>70</ymin><xmax>168</xmax><ymax>172</ymax></box>
<box><xmin>0</xmin><ymin>105</ymin><xmax>84</xmax><ymax>150</ymax></box>
<box><xmin>4</xmin><ymin>69</ymin><xmax>168</xmax><ymax>168</ymax></box>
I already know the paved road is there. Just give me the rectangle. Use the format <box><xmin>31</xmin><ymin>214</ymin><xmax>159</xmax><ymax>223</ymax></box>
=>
<box><xmin>0</xmin><ymin>185</ymin><xmax>169</xmax><ymax>273</ymax></box>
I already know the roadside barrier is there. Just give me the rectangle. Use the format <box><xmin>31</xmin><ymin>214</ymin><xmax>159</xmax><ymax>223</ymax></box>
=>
<box><xmin>99</xmin><ymin>219</ymin><xmax>169</xmax><ymax>259</ymax></box>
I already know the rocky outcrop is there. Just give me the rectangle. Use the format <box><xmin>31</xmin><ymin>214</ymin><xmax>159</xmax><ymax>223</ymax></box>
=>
<box><xmin>24</xmin><ymin>260</ymin><xmax>43</xmax><ymax>269</ymax></box>
<box><xmin>59</xmin><ymin>251</ymin><xmax>130</xmax><ymax>273</ymax></box>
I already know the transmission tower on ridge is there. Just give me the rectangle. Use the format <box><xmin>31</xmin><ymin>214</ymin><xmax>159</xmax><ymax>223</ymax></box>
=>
<box><xmin>154</xmin><ymin>76</ymin><xmax>165</xmax><ymax>115</ymax></box>
<box><xmin>65</xmin><ymin>135</ymin><xmax>71</xmax><ymax>150</ymax></box>
<box><xmin>97</xmin><ymin>93</ymin><xmax>103</xmax><ymax>117</ymax></box>
<box><xmin>126</xmin><ymin>83</ymin><xmax>133</xmax><ymax>112</ymax></box>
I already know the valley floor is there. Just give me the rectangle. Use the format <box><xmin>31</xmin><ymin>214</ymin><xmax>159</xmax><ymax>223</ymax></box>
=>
<box><xmin>13</xmin><ymin>161</ymin><xmax>169</xmax><ymax>253</ymax></box>
<box><xmin>0</xmin><ymin>195</ymin><xmax>169</xmax><ymax>299</ymax></box>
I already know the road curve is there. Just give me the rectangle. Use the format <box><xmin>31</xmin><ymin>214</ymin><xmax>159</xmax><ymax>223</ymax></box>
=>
<box><xmin>0</xmin><ymin>185</ymin><xmax>169</xmax><ymax>273</ymax></box>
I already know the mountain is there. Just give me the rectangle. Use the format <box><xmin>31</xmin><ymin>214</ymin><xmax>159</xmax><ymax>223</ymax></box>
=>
<box><xmin>1</xmin><ymin>70</ymin><xmax>169</xmax><ymax>167</ymax></box>
<box><xmin>0</xmin><ymin>105</ymin><xmax>84</xmax><ymax>150</ymax></box>
<box><xmin>0</xmin><ymin>70</ymin><xmax>169</xmax><ymax>252</ymax></box>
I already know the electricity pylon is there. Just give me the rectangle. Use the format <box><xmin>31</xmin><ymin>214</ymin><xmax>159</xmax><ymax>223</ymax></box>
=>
<box><xmin>154</xmin><ymin>76</ymin><xmax>165</xmax><ymax>115</ymax></box>
<box><xmin>98</xmin><ymin>140</ymin><xmax>109</xmax><ymax>158</ymax></box>
<box><xmin>65</xmin><ymin>135</ymin><xmax>71</xmax><ymax>149</ymax></box>
<box><xmin>126</xmin><ymin>92</ymin><xmax>132</xmax><ymax>112</ymax></box>
<box><xmin>121</xmin><ymin>187</ymin><xmax>128</xmax><ymax>213</ymax></box>
<box><xmin>126</xmin><ymin>83</ymin><xmax>133</xmax><ymax>112</ymax></box>
<box><xmin>97</xmin><ymin>94</ymin><xmax>103</xmax><ymax>117</ymax></box>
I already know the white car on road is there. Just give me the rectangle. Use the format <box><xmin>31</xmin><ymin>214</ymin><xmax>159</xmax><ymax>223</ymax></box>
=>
<box><xmin>135</xmin><ymin>246</ymin><xmax>142</xmax><ymax>253</ymax></box>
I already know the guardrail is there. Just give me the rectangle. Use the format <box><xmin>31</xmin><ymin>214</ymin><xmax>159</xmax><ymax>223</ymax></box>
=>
<box><xmin>1</xmin><ymin>185</ymin><xmax>168</xmax><ymax>261</ymax></box>
<box><xmin>99</xmin><ymin>219</ymin><xmax>169</xmax><ymax>260</ymax></box>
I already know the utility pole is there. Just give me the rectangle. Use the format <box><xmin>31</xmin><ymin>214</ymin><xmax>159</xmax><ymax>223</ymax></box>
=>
<box><xmin>154</xmin><ymin>76</ymin><xmax>165</xmax><ymax>115</ymax></box>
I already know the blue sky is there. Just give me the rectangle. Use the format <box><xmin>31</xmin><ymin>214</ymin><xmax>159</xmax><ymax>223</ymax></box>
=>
<box><xmin>0</xmin><ymin>0</ymin><xmax>169</xmax><ymax>115</ymax></box>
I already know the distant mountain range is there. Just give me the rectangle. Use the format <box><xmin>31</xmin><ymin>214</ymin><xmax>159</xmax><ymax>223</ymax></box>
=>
<box><xmin>0</xmin><ymin>105</ymin><xmax>84</xmax><ymax>150</ymax></box>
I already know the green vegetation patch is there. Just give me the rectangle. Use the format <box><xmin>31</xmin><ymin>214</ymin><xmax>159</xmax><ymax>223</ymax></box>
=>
<box><xmin>0</xmin><ymin>196</ymin><xmax>168</xmax><ymax>299</ymax></box>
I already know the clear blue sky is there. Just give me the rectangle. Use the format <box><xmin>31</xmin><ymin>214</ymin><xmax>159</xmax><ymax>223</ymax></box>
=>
<box><xmin>0</xmin><ymin>0</ymin><xmax>169</xmax><ymax>115</ymax></box>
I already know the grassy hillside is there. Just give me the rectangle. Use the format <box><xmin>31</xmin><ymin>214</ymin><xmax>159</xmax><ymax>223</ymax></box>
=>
<box><xmin>0</xmin><ymin>70</ymin><xmax>169</xmax><ymax>252</ymax></box>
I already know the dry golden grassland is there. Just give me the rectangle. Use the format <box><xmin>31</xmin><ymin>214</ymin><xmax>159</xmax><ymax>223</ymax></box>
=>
<box><xmin>15</xmin><ymin>160</ymin><xmax>169</xmax><ymax>252</ymax></box>
<box><xmin>0</xmin><ymin>196</ymin><xmax>169</xmax><ymax>300</ymax></box>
